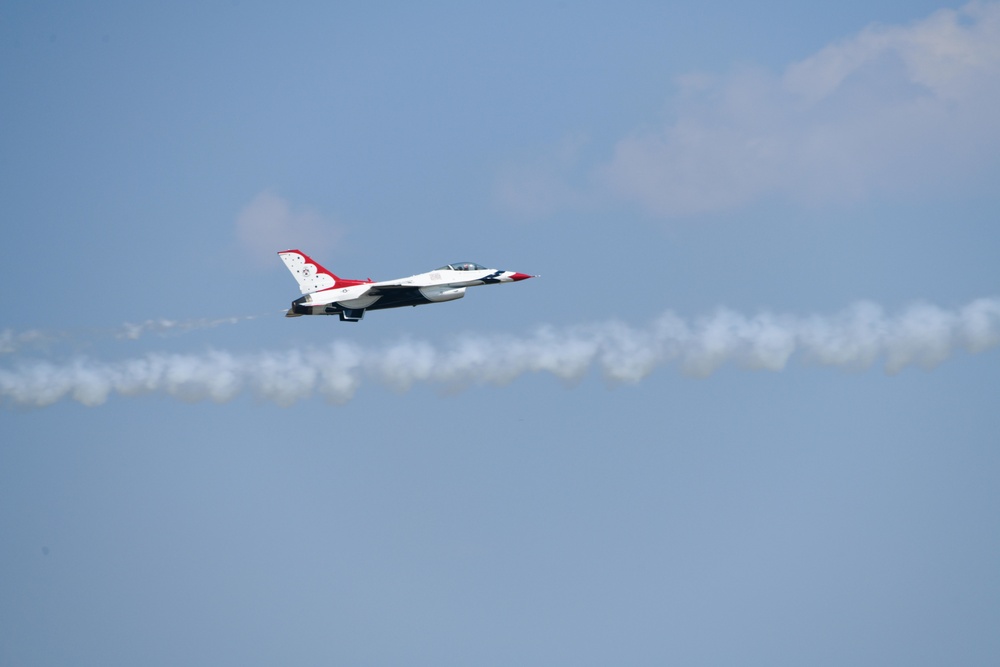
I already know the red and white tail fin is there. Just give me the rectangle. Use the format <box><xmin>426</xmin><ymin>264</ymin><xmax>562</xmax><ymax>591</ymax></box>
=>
<box><xmin>278</xmin><ymin>249</ymin><xmax>341</xmax><ymax>294</ymax></box>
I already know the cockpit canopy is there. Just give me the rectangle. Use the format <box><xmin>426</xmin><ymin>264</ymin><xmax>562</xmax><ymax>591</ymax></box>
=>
<box><xmin>436</xmin><ymin>262</ymin><xmax>487</xmax><ymax>271</ymax></box>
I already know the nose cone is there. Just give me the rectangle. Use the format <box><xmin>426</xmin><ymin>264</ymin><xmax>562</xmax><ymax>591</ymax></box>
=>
<box><xmin>509</xmin><ymin>272</ymin><xmax>534</xmax><ymax>282</ymax></box>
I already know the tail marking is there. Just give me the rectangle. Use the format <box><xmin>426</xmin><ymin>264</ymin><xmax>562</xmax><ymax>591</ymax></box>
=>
<box><xmin>278</xmin><ymin>249</ymin><xmax>338</xmax><ymax>294</ymax></box>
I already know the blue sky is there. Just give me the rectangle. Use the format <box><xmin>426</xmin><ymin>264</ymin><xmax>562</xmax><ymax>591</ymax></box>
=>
<box><xmin>2</xmin><ymin>2</ymin><xmax>999</xmax><ymax>665</ymax></box>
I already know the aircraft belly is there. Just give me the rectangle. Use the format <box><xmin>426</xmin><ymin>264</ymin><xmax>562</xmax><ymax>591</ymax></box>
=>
<box><xmin>338</xmin><ymin>294</ymin><xmax>380</xmax><ymax>309</ymax></box>
<box><xmin>366</xmin><ymin>289</ymin><xmax>431</xmax><ymax>310</ymax></box>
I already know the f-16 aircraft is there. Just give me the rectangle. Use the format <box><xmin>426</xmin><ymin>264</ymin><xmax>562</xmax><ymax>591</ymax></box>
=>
<box><xmin>278</xmin><ymin>249</ymin><xmax>535</xmax><ymax>321</ymax></box>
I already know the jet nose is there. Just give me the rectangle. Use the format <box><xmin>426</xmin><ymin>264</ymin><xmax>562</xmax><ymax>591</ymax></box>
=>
<box><xmin>509</xmin><ymin>272</ymin><xmax>535</xmax><ymax>281</ymax></box>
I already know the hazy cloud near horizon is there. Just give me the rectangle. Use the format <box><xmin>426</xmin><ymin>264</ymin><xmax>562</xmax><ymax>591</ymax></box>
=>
<box><xmin>498</xmin><ymin>1</ymin><xmax>1000</xmax><ymax>218</ymax></box>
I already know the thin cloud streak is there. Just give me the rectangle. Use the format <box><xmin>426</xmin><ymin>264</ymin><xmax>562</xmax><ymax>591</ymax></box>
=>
<box><xmin>2</xmin><ymin>298</ymin><xmax>998</xmax><ymax>409</ymax></box>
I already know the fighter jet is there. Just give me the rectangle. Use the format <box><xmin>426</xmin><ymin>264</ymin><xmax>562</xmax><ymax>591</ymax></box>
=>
<box><xmin>278</xmin><ymin>249</ymin><xmax>535</xmax><ymax>321</ymax></box>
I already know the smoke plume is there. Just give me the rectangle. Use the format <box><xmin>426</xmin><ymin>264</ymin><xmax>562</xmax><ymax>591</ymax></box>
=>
<box><xmin>114</xmin><ymin>315</ymin><xmax>262</xmax><ymax>341</ymax></box>
<box><xmin>0</xmin><ymin>315</ymin><xmax>263</xmax><ymax>356</ymax></box>
<box><xmin>2</xmin><ymin>298</ymin><xmax>998</xmax><ymax>408</ymax></box>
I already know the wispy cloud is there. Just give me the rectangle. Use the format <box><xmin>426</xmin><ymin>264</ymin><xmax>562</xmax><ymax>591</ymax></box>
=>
<box><xmin>501</xmin><ymin>2</ymin><xmax>1000</xmax><ymax>218</ymax></box>
<box><xmin>3</xmin><ymin>298</ymin><xmax>997</xmax><ymax>408</ymax></box>
<box><xmin>235</xmin><ymin>190</ymin><xmax>344</xmax><ymax>265</ymax></box>
<box><xmin>493</xmin><ymin>134</ymin><xmax>599</xmax><ymax>218</ymax></box>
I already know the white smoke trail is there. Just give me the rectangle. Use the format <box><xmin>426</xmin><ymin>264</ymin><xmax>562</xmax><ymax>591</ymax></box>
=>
<box><xmin>0</xmin><ymin>328</ymin><xmax>62</xmax><ymax>355</ymax></box>
<box><xmin>2</xmin><ymin>298</ymin><xmax>998</xmax><ymax>408</ymax></box>
<box><xmin>113</xmin><ymin>315</ymin><xmax>263</xmax><ymax>340</ymax></box>
<box><xmin>0</xmin><ymin>314</ymin><xmax>264</xmax><ymax>355</ymax></box>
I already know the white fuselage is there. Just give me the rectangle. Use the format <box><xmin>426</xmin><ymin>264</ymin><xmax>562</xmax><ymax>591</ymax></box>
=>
<box><xmin>278</xmin><ymin>250</ymin><xmax>535</xmax><ymax>321</ymax></box>
<box><xmin>301</xmin><ymin>268</ymin><xmax>518</xmax><ymax>309</ymax></box>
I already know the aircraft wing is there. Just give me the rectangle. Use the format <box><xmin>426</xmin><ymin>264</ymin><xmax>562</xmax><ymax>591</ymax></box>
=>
<box><xmin>364</xmin><ymin>275</ymin><xmax>444</xmax><ymax>293</ymax></box>
<box><xmin>365</xmin><ymin>283</ymin><xmax>424</xmax><ymax>296</ymax></box>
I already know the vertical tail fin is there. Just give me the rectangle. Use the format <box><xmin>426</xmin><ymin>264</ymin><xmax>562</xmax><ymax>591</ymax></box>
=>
<box><xmin>278</xmin><ymin>249</ymin><xmax>340</xmax><ymax>294</ymax></box>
